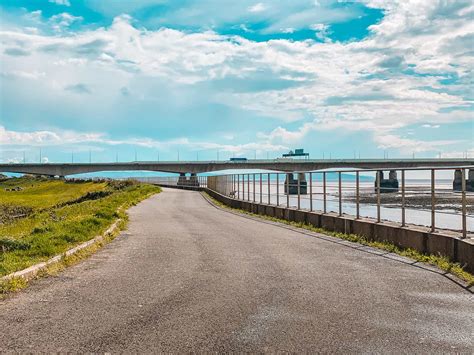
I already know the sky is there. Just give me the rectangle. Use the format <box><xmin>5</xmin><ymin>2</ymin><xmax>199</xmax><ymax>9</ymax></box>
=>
<box><xmin>0</xmin><ymin>0</ymin><xmax>473</xmax><ymax>164</ymax></box>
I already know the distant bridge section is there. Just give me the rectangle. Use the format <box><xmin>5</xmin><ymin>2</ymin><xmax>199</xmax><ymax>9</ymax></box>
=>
<box><xmin>1</xmin><ymin>159</ymin><xmax>473</xmax><ymax>176</ymax></box>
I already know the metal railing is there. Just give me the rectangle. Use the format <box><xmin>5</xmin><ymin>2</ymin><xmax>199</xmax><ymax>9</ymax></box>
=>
<box><xmin>206</xmin><ymin>167</ymin><xmax>473</xmax><ymax>239</ymax></box>
<box><xmin>134</xmin><ymin>167</ymin><xmax>473</xmax><ymax>239</ymax></box>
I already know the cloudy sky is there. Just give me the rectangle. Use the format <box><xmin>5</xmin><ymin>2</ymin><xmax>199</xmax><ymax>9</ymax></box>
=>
<box><xmin>0</xmin><ymin>0</ymin><xmax>473</xmax><ymax>163</ymax></box>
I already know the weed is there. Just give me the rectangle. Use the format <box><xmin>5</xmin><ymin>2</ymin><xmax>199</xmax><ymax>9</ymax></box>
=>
<box><xmin>0</xmin><ymin>277</ymin><xmax>27</xmax><ymax>296</ymax></box>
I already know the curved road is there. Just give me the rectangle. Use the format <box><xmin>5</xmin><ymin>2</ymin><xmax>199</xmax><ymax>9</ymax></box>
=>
<box><xmin>0</xmin><ymin>188</ymin><xmax>473</xmax><ymax>352</ymax></box>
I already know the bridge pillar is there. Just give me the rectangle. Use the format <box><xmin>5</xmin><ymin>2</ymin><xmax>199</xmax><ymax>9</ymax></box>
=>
<box><xmin>375</xmin><ymin>170</ymin><xmax>399</xmax><ymax>193</ymax></box>
<box><xmin>297</xmin><ymin>173</ymin><xmax>308</xmax><ymax>194</ymax></box>
<box><xmin>177</xmin><ymin>173</ymin><xmax>187</xmax><ymax>186</ymax></box>
<box><xmin>453</xmin><ymin>169</ymin><xmax>462</xmax><ymax>191</ymax></box>
<box><xmin>453</xmin><ymin>169</ymin><xmax>474</xmax><ymax>191</ymax></box>
<box><xmin>284</xmin><ymin>173</ymin><xmax>307</xmax><ymax>195</ymax></box>
<box><xmin>189</xmin><ymin>173</ymin><xmax>199</xmax><ymax>187</ymax></box>
<box><xmin>388</xmin><ymin>170</ymin><xmax>397</xmax><ymax>181</ymax></box>
<box><xmin>284</xmin><ymin>173</ymin><xmax>294</xmax><ymax>194</ymax></box>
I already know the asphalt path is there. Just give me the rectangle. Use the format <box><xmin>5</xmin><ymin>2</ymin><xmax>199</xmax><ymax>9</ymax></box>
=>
<box><xmin>0</xmin><ymin>188</ymin><xmax>473</xmax><ymax>352</ymax></box>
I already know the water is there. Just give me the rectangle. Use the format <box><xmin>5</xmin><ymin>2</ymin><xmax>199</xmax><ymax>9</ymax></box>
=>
<box><xmin>241</xmin><ymin>181</ymin><xmax>473</xmax><ymax>233</ymax></box>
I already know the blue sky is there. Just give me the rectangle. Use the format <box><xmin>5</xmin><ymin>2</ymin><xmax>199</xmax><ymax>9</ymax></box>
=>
<box><xmin>0</xmin><ymin>0</ymin><xmax>473</xmax><ymax>163</ymax></box>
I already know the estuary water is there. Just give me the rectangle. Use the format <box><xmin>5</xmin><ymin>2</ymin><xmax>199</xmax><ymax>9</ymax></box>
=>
<box><xmin>220</xmin><ymin>179</ymin><xmax>473</xmax><ymax>234</ymax></box>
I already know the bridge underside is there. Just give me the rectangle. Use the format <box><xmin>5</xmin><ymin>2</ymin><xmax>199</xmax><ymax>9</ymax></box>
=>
<box><xmin>1</xmin><ymin>159</ymin><xmax>473</xmax><ymax>177</ymax></box>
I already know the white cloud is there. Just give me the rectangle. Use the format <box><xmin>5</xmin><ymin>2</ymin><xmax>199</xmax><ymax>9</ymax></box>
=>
<box><xmin>49</xmin><ymin>13</ymin><xmax>83</xmax><ymax>32</ymax></box>
<box><xmin>310</xmin><ymin>23</ymin><xmax>331</xmax><ymax>41</ymax></box>
<box><xmin>248</xmin><ymin>3</ymin><xmax>266</xmax><ymax>13</ymax></box>
<box><xmin>1</xmin><ymin>70</ymin><xmax>45</xmax><ymax>80</ymax></box>
<box><xmin>372</xmin><ymin>134</ymin><xmax>459</xmax><ymax>153</ymax></box>
<box><xmin>0</xmin><ymin>1</ymin><xmax>472</xmax><ymax>157</ymax></box>
<box><xmin>49</xmin><ymin>0</ymin><xmax>71</xmax><ymax>6</ymax></box>
<box><xmin>0</xmin><ymin>126</ymin><xmax>287</xmax><ymax>155</ymax></box>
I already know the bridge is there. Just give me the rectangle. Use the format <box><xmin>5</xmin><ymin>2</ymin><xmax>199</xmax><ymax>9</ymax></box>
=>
<box><xmin>1</xmin><ymin>158</ymin><xmax>473</xmax><ymax>177</ymax></box>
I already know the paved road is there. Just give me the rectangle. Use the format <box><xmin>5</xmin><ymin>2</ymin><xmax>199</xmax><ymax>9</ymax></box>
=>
<box><xmin>1</xmin><ymin>189</ymin><xmax>473</xmax><ymax>352</ymax></box>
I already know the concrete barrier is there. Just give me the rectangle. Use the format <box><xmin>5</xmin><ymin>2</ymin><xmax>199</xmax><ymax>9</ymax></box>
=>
<box><xmin>203</xmin><ymin>187</ymin><xmax>474</xmax><ymax>274</ymax></box>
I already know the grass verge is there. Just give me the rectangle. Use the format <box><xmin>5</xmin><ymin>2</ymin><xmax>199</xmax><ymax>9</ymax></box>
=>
<box><xmin>0</xmin><ymin>218</ymin><xmax>128</xmax><ymax>299</ymax></box>
<box><xmin>204</xmin><ymin>192</ymin><xmax>474</xmax><ymax>287</ymax></box>
<box><xmin>1</xmin><ymin>178</ymin><xmax>160</xmax><ymax>297</ymax></box>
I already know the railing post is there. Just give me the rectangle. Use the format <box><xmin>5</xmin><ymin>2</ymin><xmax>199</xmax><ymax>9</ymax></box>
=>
<box><xmin>323</xmin><ymin>172</ymin><xmax>327</xmax><ymax>213</ymax></box>
<box><xmin>431</xmin><ymin>169</ymin><xmax>435</xmax><ymax>232</ymax></box>
<box><xmin>260</xmin><ymin>173</ymin><xmax>263</xmax><ymax>204</ymax></box>
<box><xmin>237</xmin><ymin>174</ymin><xmax>239</xmax><ymax>199</ymax></box>
<box><xmin>267</xmin><ymin>173</ymin><xmax>270</xmax><ymax>205</ymax></box>
<box><xmin>338</xmin><ymin>171</ymin><xmax>342</xmax><ymax>216</ymax></box>
<box><xmin>242</xmin><ymin>174</ymin><xmax>245</xmax><ymax>200</ymax></box>
<box><xmin>247</xmin><ymin>173</ymin><xmax>250</xmax><ymax>201</ymax></box>
<box><xmin>297</xmin><ymin>173</ymin><xmax>301</xmax><ymax>210</ymax></box>
<box><xmin>376</xmin><ymin>171</ymin><xmax>381</xmax><ymax>223</ymax></box>
<box><xmin>309</xmin><ymin>172</ymin><xmax>313</xmax><ymax>212</ymax></box>
<box><xmin>253</xmin><ymin>173</ymin><xmax>256</xmax><ymax>202</ymax></box>
<box><xmin>356</xmin><ymin>171</ymin><xmax>360</xmax><ymax>219</ymax></box>
<box><xmin>286</xmin><ymin>173</ymin><xmax>290</xmax><ymax>208</ymax></box>
<box><xmin>276</xmin><ymin>173</ymin><xmax>279</xmax><ymax>206</ymax></box>
<box><xmin>461</xmin><ymin>168</ymin><xmax>467</xmax><ymax>239</ymax></box>
<box><xmin>401</xmin><ymin>170</ymin><xmax>405</xmax><ymax>227</ymax></box>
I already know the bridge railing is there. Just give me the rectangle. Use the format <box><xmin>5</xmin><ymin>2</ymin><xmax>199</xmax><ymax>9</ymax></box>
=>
<box><xmin>207</xmin><ymin>167</ymin><xmax>473</xmax><ymax>239</ymax></box>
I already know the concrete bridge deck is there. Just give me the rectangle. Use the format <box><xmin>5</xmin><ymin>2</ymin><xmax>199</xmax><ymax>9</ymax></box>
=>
<box><xmin>1</xmin><ymin>158</ymin><xmax>474</xmax><ymax>176</ymax></box>
<box><xmin>1</xmin><ymin>189</ymin><xmax>472</xmax><ymax>352</ymax></box>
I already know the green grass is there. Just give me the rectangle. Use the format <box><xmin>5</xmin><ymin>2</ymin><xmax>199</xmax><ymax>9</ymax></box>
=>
<box><xmin>204</xmin><ymin>192</ymin><xmax>474</xmax><ymax>287</ymax></box>
<box><xmin>0</xmin><ymin>177</ymin><xmax>108</xmax><ymax>209</ymax></box>
<box><xmin>0</xmin><ymin>177</ymin><xmax>160</xmax><ymax>278</ymax></box>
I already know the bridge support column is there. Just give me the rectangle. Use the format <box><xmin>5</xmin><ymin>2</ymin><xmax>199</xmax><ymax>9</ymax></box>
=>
<box><xmin>177</xmin><ymin>173</ymin><xmax>187</xmax><ymax>186</ymax></box>
<box><xmin>388</xmin><ymin>170</ymin><xmax>399</xmax><ymax>192</ymax></box>
<box><xmin>297</xmin><ymin>173</ymin><xmax>308</xmax><ymax>195</ymax></box>
<box><xmin>375</xmin><ymin>170</ymin><xmax>399</xmax><ymax>193</ymax></box>
<box><xmin>189</xmin><ymin>173</ymin><xmax>199</xmax><ymax>187</ymax></box>
<box><xmin>453</xmin><ymin>169</ymin><xmax>474</xmax><ymax>191</ymax></box>
<box><xmin>284</xmin><ymin>173</ymin><xmax>307</xmax><ymax>195</ymax></box>
<box><xmin>284</xmin><ymin>173</ymin><xmax>294</xmax><ymax>195</ymax></box>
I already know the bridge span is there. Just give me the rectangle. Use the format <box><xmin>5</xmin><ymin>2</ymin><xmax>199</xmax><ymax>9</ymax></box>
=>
<box><xmin>1</xmin><ymin>158</ymin><xmax>473</xmax><ymax>177</ymax></box>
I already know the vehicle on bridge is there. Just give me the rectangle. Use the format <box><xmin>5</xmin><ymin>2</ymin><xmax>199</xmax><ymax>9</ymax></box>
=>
<box><xmin>229</xmin><ymin>157</ymin><xmax>248</xmax><ymax>161</ymax></box>
<box><xmin>282</xmin><ymin>148</ymin><xmax>310</xmax><ymax>159</ymax></box>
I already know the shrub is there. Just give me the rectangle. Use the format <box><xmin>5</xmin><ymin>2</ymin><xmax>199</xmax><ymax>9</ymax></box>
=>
<box><xmin>0</xmin><ymin>238</ymin><xmax>31</xmax><ymax>252</ymax></box>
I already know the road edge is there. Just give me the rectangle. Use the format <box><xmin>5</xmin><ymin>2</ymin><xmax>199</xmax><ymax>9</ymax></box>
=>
<box><xmin>0</xmin><ymin>218</ymin><xmax>122</xmax><ymax>284</ymax></box>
